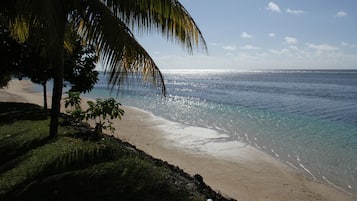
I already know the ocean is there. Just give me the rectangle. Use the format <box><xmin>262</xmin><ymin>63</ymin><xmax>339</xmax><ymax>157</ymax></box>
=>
<box><xmin>88</xmin><ymin>69</ymin><xmax>357</xmax><ymax>195</ymax></box>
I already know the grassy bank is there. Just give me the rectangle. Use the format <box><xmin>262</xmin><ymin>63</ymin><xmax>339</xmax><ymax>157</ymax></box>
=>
<box><xmin>0</xmin><ymin>102</ymin><xmax>234</xmax><ymax>201</ymax></box>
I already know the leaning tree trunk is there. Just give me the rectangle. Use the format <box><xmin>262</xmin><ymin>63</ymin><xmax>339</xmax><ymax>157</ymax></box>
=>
<box><xmin>49</xmin><ymin>20</ymin><xmax>65</xmax><ymax>138</ymax></box>
<box><xmin>42</xmin><ymin>81</ymin><xmax>47</xmax><ymax>110</ymax></box>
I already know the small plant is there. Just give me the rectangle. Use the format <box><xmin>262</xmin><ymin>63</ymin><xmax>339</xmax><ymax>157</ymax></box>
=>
<box><xmin>64</xmin><ymin>91</ymin><xmax>84</xmax><ymax>123</ymax></box>
<box><xmin>64</xmin><ymin>91</ymin><xmax>81</xmax><ymax>109</ymax></box>
<box><xmin>64</xmin><ymin>92</ymin><xmax>124</xmax><ymax>137</ymax></box>
<box><xmin>86</xmin><ymin>98</ymin><xmax>125</xmax><ymax>136</ymax></box>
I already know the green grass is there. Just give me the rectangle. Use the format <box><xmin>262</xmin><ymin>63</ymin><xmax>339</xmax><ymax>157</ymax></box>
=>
<box><xmin>0</xmin><ymin>102</ymin><xmax>229</xmax><ymax>201</ymax></box>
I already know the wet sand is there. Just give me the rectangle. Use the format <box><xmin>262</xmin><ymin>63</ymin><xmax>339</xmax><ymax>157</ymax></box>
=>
<box><xmin>0</xmin><ymin>80</ymin><xmax>354</xmax><ymax>201</ymax></box>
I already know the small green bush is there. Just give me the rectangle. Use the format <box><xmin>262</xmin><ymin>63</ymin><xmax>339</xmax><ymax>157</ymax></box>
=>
<box><xmin>64</xmin><ymin>91</ymin><xmax>84</xmax><ymax>123</ymax></box>
<box><xmin>64</xmin><ymin>92</ymin><xmax>124</xmax><ymax>137</ymax></box>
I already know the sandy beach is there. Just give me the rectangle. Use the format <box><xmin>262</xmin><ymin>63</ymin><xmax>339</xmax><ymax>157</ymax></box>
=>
<box><xmin>0</xmin><ymin>80</ymin><xmax>354</xmax><ymax>201</ymax></box>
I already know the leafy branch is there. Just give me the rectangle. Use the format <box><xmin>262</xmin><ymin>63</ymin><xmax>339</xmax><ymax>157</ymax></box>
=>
<box><xmin>86</xmin><ymin>98</ymin><xmax>125</xmax><ymax>135</ymax></box>
<box><xmin>64</xmin><ymin>91</ymin><xmax>84</xmax><ymax>123</ymax></box>
<box><xmin>64</xmin><ymin>92</ymin><xmax>124</xmax><ymax>137</ymax></box>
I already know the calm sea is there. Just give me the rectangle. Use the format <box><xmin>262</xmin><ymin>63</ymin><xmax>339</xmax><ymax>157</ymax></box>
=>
<box><xmin>88</xmin><ymin>69</ymin><xmax>357</xmax><ymax>195</ymax></box>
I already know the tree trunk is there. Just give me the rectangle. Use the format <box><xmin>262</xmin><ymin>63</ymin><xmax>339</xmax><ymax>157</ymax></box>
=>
<box><xmin>49</xmin><ymin>20</ymin><xmax>65</xmax><ymax>138</ymax></box>
<box><xmin>43</xmin><ymin>81</ymin><xmax>47</xmax><ymax>110</ymax></box>
<box><xmin>49</xmin><ymin>59</ymin><xmax>64</xmax><ymax>138</ymax></box>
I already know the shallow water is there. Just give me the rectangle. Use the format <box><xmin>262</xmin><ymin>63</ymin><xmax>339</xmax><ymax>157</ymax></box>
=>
<box><xmin>88</xmin><ymin>69</ymin><xmax>357</xmax><ymax>194</ymax></box>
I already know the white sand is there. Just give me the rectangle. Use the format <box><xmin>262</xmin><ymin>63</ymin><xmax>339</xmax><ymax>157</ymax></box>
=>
<box><xmin>0</xmin><ymin>80</ymin><xmax>354</xmax><ymax>201</ymax></box>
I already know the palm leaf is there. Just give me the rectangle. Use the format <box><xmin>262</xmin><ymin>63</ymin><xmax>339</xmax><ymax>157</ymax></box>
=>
<box><xmin>72</xmin><ymin>1</ymin><xmax>166</xmax><ymax>94</ymax></box>
<box><xmin>103</xmin><ymin>0</ymin><xmax>207</xmax><ymax>53</ymax></box>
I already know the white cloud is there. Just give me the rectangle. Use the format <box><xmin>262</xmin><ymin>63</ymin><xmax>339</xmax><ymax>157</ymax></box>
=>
<box><xmin>241</xmin><ymin>32</ymin><xmax>253</xmax><ymax>39</ymax></box>
<box><xmin>266</xmin><ymin>2</ymin><xmax>281</xmax><ymax>13</ymax></box>
<box><xmin>222</xmin><ymin>45</ymin><xmax>237</xmax><ymax>51</ymax></box>
<box><xmin>225</xmin><ymin>52</ymin><xmax>235</xmax><ymax>57</ymax></box>
<box><xmin>341</xmin><ymin>41</ymin><xmax>357</xmax><ymax>48</ymax></box>
<box><xmin>341</xmin><ymin>42</ymin><xmax>349</xmax><ymax>47</ymax></box>
<box><xmin>284</xmin><ymin>37</ymin><xmax>298</xmax><ymax>44</ymax></box>
<box><xmin>286</xmin><ymin>8</ymin><xmax>305</xmax><ymax>15</ymax></box>
<box><xmin>268</xmin><ymin>32</ymin><xmax>276</xmax><ymax>37</ymax></box>
<box><xmin>208</xmin><ymin>42</ymin><xmax>219</xmax><ymax>46</ymax></box>
<box><xmin>306</xmin><ymin>43</ymin><xmax>339</xmax><ymax>51</ymax></box>
<box><xmin>289</xmin><ymin>45</ymin><xmax>299</xmax><ymax>50</ymax></box>
<box><xmin>240</xmin><ymin>45</ymin><xmax>260</xmax><ymax>50</ymax></box>
<box><xmin>336</xmin><ymin>11</ymin><xmax>347</xmax><ymax>17</ymax></box>
<box><xmin>269</xmin><ymin>48</ymin><xmax>290</xmax><ymax>55</ymax></box>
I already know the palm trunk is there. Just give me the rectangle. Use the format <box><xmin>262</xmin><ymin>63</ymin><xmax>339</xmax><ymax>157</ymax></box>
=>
<box><xmin>49</xmin><ymin>53</ymin><xmax>64</xmax><ymax>138</ymax></box>
<box><xmin>49</xmin><ymin>20</ymin><xmax>65</xmax><ymax>138</ymax></box>
<box><xmin>49</xmin><ymin>60</ymin><xmax>64</xmax><ymax>138</ymax></box>
<box><xmin>42</xmin><ymin>81</ymin><xmax>47</xmax><ymax>110</ymax></box>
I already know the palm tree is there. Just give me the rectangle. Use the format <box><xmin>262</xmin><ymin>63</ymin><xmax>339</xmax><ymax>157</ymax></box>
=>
<box><xmin>0</xmin><ymin>0</ymin><xmax>206</xmax><ymax>138</ymax></box>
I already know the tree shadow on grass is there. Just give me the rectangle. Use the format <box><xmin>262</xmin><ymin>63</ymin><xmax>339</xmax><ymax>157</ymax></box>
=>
<box><xmin>0</xmin><ymin>102</ymin><xmax>52</xmax><ymax>172</ymax></box>
<box><xmin>0</xmin><ymin>135</ymin><xmax>52</xmax><ymax>173</ymax></box>
<box><xmin>0</xmin><ymin>102</ymin><xmax>49</xmax><ymax>126</ymax></box>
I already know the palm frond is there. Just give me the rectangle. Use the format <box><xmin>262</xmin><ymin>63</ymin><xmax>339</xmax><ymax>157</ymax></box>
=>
<box><xmin>8</xmin><ymin>16</ymin><xmax>30</xmax><ymax>42</ymax></box>
<box><xmin>102</xmin><ymin>0</ymin><xmax>207</xmax><ymax>53</ymax></box>
<box><xmin>3</xmin><ymin>0</ymin><xmax>68</xmax><ymax>55</ymax></box>
<box><xmin>72</xmin><ymin>1</ymin><xmax>166</xmax><ymax>94</ymax></box>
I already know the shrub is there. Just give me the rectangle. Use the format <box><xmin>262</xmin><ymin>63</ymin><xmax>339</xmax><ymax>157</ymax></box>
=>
<box><xmin>86</xmin><ymin>98</ymin><xmax>124</xmax><ymax>136</ymax></box>
<box><xmin>64</xmin><ymin>92</ymin><xmax>124</xmax><ymax>137</ymax></box>
<box><xmin>64</xmin><ymin>92</ymin><xmax>84</xmax><ymax>123</ymax></box>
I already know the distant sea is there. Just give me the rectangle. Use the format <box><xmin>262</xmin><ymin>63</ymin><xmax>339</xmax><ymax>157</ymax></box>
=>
<box><xmin>85</xmin><ymin>69</ymin><xmax>356</xmax><ymax>194</ymax></box>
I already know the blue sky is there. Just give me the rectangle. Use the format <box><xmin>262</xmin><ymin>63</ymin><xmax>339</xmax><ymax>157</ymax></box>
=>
<box><xmin>137</xmin><ymin>0</ymin><xmax>357</xmax><ymax>70</ymax></box>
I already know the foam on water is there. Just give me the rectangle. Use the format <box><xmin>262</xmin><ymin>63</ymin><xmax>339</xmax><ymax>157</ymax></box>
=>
<box><xmin>139</xmin><ymin>111</ymin><xmax>267</xmax><ymax>164</ymax></box>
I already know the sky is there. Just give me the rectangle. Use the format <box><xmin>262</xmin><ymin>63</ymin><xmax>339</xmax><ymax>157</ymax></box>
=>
<box><xmin>135</xmin><ymin>0</ymin><xmax>357</xmax><ymax>70</ymax></box>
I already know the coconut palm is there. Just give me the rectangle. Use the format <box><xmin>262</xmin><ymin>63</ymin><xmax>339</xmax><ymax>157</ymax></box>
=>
<box><xmin>0</xmin><ymin>0</ymin><xmax>206</xmax><ymax>138</ymax></box>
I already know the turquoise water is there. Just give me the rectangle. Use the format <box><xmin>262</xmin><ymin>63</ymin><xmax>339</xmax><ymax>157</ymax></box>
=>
<box><xmin>86</xmin><ymin>70</ymin><xmax>357</xmax><ymax>194</ymax></box>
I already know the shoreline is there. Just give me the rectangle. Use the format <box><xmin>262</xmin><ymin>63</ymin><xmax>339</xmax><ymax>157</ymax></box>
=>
<box><xmin>0</xmin><ymin>80</ymin><xmax>354</xmax><ymax>201</ymax></box>
<box><xmin>114</xmin><ymin>106</ymin><xmax>354</xmax><ymax>200</ymax></box>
